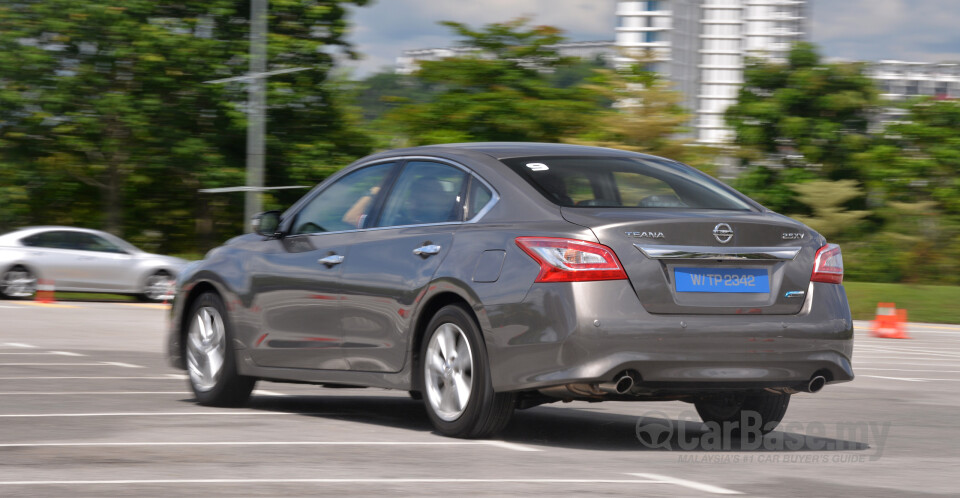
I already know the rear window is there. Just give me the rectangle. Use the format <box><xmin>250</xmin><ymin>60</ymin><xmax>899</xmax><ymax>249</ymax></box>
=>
<box><xmin>501</xmin><ymin>156</ymin><xmax>754</xmax><ymax>211</ymax></box>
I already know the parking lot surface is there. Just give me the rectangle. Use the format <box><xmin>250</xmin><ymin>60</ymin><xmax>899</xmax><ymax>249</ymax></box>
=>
<box><xmin>1</xmin><ymin>300</ymin><xmax>958</xmax><ymax>496</ymax></box>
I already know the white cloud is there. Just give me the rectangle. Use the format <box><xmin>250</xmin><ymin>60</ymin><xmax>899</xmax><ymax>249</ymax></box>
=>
<box><xmin>810</xmin><ymin>0</ymin><xmax>960</xmax><ymax>63</ymax></box>
<box><xmin>341</xmin><ymin>0</ymin><xmax>960</xmax><ymax>77</ymax></box>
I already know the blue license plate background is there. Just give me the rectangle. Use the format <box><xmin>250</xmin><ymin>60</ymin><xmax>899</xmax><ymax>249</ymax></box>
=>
<box><xmin>675</xmin><ymin>267</ymin><xmax>770</xmax><ymax>293</ymax></box>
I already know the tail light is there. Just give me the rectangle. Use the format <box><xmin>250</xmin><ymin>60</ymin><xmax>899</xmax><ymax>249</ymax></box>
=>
<box><xmin>811</xmin><ymin>243</ymin><xmax>843</xmax><ymax>284</ymax></box>
<box><xmin>516</xmin><ymin>237</ymin><xmax>628</xmax><ymax>283</ymax></box>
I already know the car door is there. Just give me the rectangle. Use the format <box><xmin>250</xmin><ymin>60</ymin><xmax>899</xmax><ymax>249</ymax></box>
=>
<box><xmin>18</xmin><ymin>230</ymin><xmax>88</xmax><ymax>289</ymax></box>
<box><xmin>248</xmin><ymin>161</ymin><xmax>398</xmax><ymax>370</ymax></box>
<box><xmin>64</xmin><ymin>232</ymin><xmax>136</xmax><ymax>291</ymax></box>
<box><xmin>338</xmin><ymin>160</ymin><xmax>470</xmax><ymax>372</ymax></box>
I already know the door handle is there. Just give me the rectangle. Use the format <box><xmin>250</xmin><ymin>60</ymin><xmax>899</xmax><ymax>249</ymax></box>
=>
<box><xmin>413</xmin><ymin>244</ymin><xmax>442</xmax><ymax>256</ymax></box>
<box><xmin>318</xmin><ymin>254</ymin><xmax>345</xmax><ymax>266</ymax></box>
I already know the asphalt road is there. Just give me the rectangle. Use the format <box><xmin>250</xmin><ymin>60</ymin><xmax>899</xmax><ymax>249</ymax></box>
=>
<box><xmin>1</xmin><ymin>299</ymin><xmax>958</xmax><ymax>497</ymax></box>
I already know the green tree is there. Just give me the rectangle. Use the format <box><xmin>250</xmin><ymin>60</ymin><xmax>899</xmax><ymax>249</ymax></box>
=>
<box><xmin>856</xmin><ymin>98</ymin><xmax>960</xmax><ymax>215</ymax></box>
<box><xmin>846</xmin><ymin>98</ymin><xmax>960</xmax><ymax>284</ymax></box>
<box><xmin>0</xmin><ymin>0</ymin><xmax>371</xmax><ymax>252</ymax></box>
<box><xmin>381</xmin><ymin>19</ymin><xmax>602</xmax><ymax>145</ymax></box>
<box><xmin>787</xmin><ymin>179</ymin><xmax>870</xmax><ymax>239</ymax></box>
<box><xmin>726</xmin><ymin>42</ymin><xmax>878</xmax><ymax>178</ymax></box>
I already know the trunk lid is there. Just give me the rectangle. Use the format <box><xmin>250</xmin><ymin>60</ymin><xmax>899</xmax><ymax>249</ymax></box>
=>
<box><xmin>562</xmin><ymin>208</ymin><xmax>822</xmax><ymax>315</ymax></box>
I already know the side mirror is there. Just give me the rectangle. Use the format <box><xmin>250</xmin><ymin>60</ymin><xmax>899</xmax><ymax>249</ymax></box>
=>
<box><xmin>251</xmin><ymin>211</ymin><xmax>282</xmax><ymax>237</ymax></box>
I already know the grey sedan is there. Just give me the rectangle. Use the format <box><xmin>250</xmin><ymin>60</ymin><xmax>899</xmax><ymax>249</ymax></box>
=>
<box><xmin>0</xmin><ymin>226</ymin><xmax>186</xmax><ymax>302</ymax></box>
<box><xmin>167</xmin><ymin>143</ymin><xmax>853</xmax><ymax>438</ymax></box>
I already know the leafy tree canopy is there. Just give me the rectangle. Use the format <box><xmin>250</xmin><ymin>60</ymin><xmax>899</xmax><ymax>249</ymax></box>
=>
<box><xmin>380</xmin><ymin>19</ymin><xmax>602</xmax><ymax>145</ymax></box>
<box><xmin>0</xmin><ymin>0</ymin><xmax>371</xmax><ymax>252</ymax></box>
<box><xmin>725</xmin><ymin>42</ymin><xmax>878</xmax><ymax>179</ymax></box>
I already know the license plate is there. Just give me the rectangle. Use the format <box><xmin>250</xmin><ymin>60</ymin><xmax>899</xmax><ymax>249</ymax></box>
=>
<box><xmin>674</xmin><ymin>267</ymin><xmax>769</xmax><ymax>293</ymax></box>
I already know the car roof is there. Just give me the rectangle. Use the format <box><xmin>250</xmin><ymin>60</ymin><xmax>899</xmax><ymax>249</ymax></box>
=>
<box><xmin>417</xmin><ymin>142</ymin><xmax>645</xmax><ymax>160</ymax></box>
<box><xmin>0</xmin><ymin>226</ymin><xmax>108</xmax><ymax>241</ymax></box>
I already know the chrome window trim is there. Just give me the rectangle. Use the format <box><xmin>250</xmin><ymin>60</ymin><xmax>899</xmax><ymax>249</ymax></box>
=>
<box><xmin>283</xmin><ymin>155</ymin><xmax>500</xmax><ymax>239</ymax></box>
<box><xmin>636</xmin><ymin>244</ymin><xmax>802</xmax><ymax>261</ymax></box>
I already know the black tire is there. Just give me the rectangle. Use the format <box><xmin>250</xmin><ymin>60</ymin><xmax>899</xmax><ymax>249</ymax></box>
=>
<box><xmin>138</xmin><ymin>270</ymin><xmax>173</xmax><ymax>302</ymax></box>
<box><xmin>695</xmin><ymin>392</ymin><xmax>791</xmax><ymax>435</ymax></box>
<box><xmin>185</xmin><ymin>292</ymin><xmax>256</xmax><ymax>407</ymax></box>
<box><xmin>420</xmin><ymin>304</ymin><xmax>515</xmax><ymax>438</ymax></box>
<box><xmin>0</xmin><ymin>265</ymin><xmax>37</xmax><ymax>300</ymax></box>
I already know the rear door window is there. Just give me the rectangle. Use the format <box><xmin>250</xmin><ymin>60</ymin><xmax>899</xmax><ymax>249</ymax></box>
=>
<box><xmin>376</xmin><ymin>161</ymin><xmax>468</xmax><ymax>227</ymax></box>
<box><xmin>21</xmin><ymin>231</ymin><xmax>73</xmax><ymax>249</ymax></box>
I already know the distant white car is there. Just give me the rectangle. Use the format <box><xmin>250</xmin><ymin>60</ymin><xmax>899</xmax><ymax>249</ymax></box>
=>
<box><xmin>0</xmin><ymin>226</ymin><xmax>187</xmax><ymax>302</ymax></box>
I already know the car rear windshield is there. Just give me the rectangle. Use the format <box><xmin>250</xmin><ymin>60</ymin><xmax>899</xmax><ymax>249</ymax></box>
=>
<box><xmin>501</xmin><ymin>155</ymin><xmax>755</xmax><ymax>211</ymax></box>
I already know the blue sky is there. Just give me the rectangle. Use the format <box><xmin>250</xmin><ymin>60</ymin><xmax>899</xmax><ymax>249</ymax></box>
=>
<box><xmin>340</xmin><ymin>0</ymin><xmax>960</xmax><ymax>76</ymax></box>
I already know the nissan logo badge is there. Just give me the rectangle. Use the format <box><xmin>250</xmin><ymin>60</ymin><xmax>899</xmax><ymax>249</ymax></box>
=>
<box><xmin>713</xmin><ymin>223</ymin><xmax>733</xmax><ymax>244</ymax></box>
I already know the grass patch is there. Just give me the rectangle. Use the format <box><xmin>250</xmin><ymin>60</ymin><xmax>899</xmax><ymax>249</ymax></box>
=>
<box><xmin>844</xmin><ymin>281</ymin><xmax>960</xmax><ymax>324</ymax></box>
<box><xmin>54</xmin><ymin>292</ymin><xmax>137</xmax><ymax>302</ymax></box>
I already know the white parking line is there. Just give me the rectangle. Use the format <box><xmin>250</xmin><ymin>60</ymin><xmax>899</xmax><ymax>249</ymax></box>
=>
<box><xmin>630</xmin><ymin>473</ymin><xmax>742</xmax><ymax>495</ymax></box>
<box><xmin>853</xmin><ymin>357</ymin><xmax>960</xmax><ymax>362</ymax></box>
<box><xmin>854</xmin><ymin>350</ymin><xmax>960</xmax><ymax>359</ymax></box>
<box><xmin>861</xmin><ymin>375</ymin><xmax>960</xmax><ymax>382</ymax></box>
<box><xmin>0</xmin><ymin>352</ymin><xmax>86</xmax><ymax>357</ymax></box>
<box><xmin>854</xmin><ymin>362</ymin><xmax>960</xmax><ymax>367</ymax></box>
<box><xmin>0</xmin><ymin>411</ymin><xmax>302</xmax><ymax>418</ymax></box>
<box><xmin>0</xmin><ymin>475</ymin><xmax>739</xmax><ymax>494</ymax></box>
<box><xmin>0</xmin><ymin>376</ymin><xmax>184</xmax><ymax>380</ymax></box>
<box><xmin>0</xmin><ymin>441</ymin><xmax>540</xmax><ymax>452</ymax></box>
<box><xmin>857</xmin><ymin>368</ymin><xmax>960</xmax><ymax>373</ymax></box>
<box><xmin>0</xmin><ymin>392</ymin><xmax>191</xmax><ymax>396</ymax></box>
<box><xmin>99</xmin><ymin>362</ymin><xmax>144</xmax><ymax>368</ymax></box>
<box><xmin>859</xmin><ymin>344</ymin><xmax>960</xmax><ymax>353</ymax></box>
<box><xmin>0</xmin><ymin>343</ymin><xmax>36</xmax><ymax>348</ymax></box>
<box><xmin>0</xmin><ymin>363</ymin><xmax>117</xmax><ymax>367</ymax></box>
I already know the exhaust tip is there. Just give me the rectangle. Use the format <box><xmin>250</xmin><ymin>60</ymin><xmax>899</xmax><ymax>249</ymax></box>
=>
<box><xmin>598</xmin><ymin>372</ymin><xmax>638</xmax><ymax>395</ymax></box>
<box><xmin>807</xmin><ymin>375</ymin><xmax>826</xmax><ymax>393</ymax></box>
<box><xmin>614</xmin><ymin>375</ymin><xmax>634</xmax><ymax>394</ymax></box>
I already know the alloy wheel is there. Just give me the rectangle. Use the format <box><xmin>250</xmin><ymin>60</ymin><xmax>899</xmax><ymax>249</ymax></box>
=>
<box><xmin>143</xmin><ymin>273</ymin><xmax>173</xmax><ymax>301</ymax></box>
<box><xmin>186</xmin><ymin>306</ymin><xmax>227</xmax><ymax>392</ymax></box>
<box><xmin>1</xmin><ymin>268</ymin><xmax>36</xmax><ymax>298</ymax></box>
<box><xmin>424</xmin><ymin>322</ymin><xmax>474</xmax><ymax>422</ymax></box>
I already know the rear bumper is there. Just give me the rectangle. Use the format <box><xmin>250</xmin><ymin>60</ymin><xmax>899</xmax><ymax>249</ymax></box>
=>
<box><xmin>483</xmin><ymin>280</ymin><xmax>853</xmax><ymax>393</ymax></box>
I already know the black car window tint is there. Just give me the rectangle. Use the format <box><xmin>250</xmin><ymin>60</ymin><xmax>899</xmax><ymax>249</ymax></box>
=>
<box><xmin>65</xmin><ymin>232</ymin><xmax>102</xmax><ymax>252</ymax></box>
<box><xmin>86</xmin><ymin>235</ymin><xmax>126</xmax><ymax>254</ymax></box>
<box><xmin>501</xmin><ymin>156</ymin><xmax>754</xmax><ymax>210</ymax></box>
<box><xmin>377</xmin><ymin>161</ymin><xmax>468</xmax><ymax>227</ymax></box>
<box><xmin>293</xmin><ymin>162</ymin><xmax>396</xmax><ymax>235</ymax></box>
<box><xmin>24</xmin><ymin>231</ymin><xmax>72</xmax><ymax>249</ymax></box>
<box><xmin>20</xmin><ymin>233</ymin><xmax>44</xmax><ymax>247</ymax></box>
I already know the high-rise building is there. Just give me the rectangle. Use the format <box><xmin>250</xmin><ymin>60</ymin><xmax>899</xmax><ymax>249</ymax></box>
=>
<box><xmin>615</xmin><ymin>0</ymin><xmax>810</xmax><ymax>144</ymax></box>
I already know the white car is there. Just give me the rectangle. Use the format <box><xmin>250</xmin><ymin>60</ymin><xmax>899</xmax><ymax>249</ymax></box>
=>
<box><xmin>0</xmin><ymin>226</ymin><xmax>187</xmax><ymax>302</ymax></box>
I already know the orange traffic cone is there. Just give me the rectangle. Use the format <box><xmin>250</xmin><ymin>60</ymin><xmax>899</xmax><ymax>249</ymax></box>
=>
<box><xmin>870</xmin><ymin>302</ymin><xmax>911</xmax><ymax>339</ymax></box>
<box><xmin>35</xmin><ymin>279</ymin><xmax>56</xmax><ymax>304</ymax></box>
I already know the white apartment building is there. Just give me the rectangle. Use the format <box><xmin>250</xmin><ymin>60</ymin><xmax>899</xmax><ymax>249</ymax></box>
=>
<box><xmin>865</xmin><ymin>60</ymin><xmax>960</xmax><ymax>129</ymax></box>
<box><xmin>615</xmin><ymin>0</ymin><xmax>810</xmax><ymax>144</ymax></box>
<box><xmin>869</xmin><ymin>60</ymin><xmax>960</xmax><ymax>100</ymax></box>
